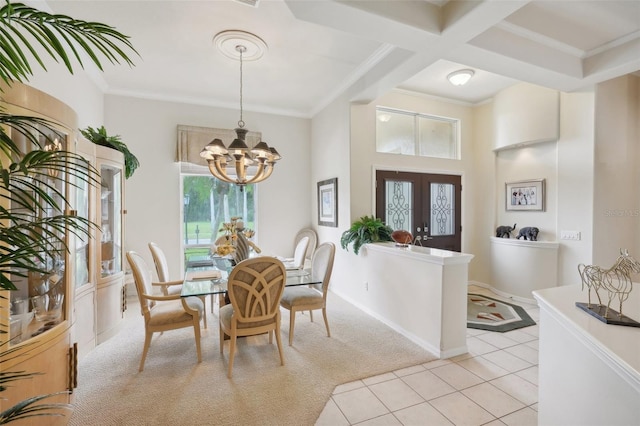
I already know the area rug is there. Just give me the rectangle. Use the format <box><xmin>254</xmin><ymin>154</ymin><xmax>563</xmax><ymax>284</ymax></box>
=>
<box><xmin>467</xmin><ymin>293</ymin><xmax>536</xmax><ymax>332</ymax></box>
<box><xmin>68</xmin><ymin>292</ymin><xmax>436</xmax><ymax>426</ymax></box>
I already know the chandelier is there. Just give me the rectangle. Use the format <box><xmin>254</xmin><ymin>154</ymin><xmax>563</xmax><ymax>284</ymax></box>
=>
<box><xmin>200</xmin><ymin>31</ymin><xmax>281</xmax><ymax>189</ymax></box>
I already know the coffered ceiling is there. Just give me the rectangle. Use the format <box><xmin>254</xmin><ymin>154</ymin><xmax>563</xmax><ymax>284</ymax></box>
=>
<box><xmin>43</xmin><ymin>0</ymin><xmax>640</xmax><ymax>117</ymax></box>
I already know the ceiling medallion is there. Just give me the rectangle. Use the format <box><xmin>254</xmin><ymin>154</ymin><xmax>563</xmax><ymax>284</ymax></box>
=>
<box><xmin>212</xmin><ymin>30</ymin><xmax>267</xmax><ymax>61</ymax></box>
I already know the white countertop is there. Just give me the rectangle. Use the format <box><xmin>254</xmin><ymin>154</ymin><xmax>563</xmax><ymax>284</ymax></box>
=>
<box><xmin>533</xmin><ymin>284</ymin><xmax>640</xmax><ymax>392</ymax></box>
<box><xmin>364</xmin><ymin>242</ymin><xmax>474</xmax><ymax>265</ymax></box>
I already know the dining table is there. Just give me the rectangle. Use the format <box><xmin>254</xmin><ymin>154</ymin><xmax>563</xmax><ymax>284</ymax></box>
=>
<box><xmin>180</xmin><ymin>256</ymin><xmax>321</xmax><ymax>306</ymax></box>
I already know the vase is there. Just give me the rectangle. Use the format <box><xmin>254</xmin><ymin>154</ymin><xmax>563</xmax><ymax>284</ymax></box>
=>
<box><xmin>233</xmin><ymin>232</ymin><xmax>250</xmax><ymax>263</ymax></box>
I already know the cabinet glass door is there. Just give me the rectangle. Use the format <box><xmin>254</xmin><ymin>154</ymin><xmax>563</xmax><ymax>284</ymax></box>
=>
<box><xmin>8</xmin><ymin>129</ymin><xmax>69</xmax><ymax>345</ymax></box>
<box><xmin>74</xmin><ymin>170</ymin><xmax>90</xmax><ymax>289</ymax></box>
<box><xmin>99</xmin><ymin>164</ymin><xmax>123</xmax><ymax>277</ymax></box>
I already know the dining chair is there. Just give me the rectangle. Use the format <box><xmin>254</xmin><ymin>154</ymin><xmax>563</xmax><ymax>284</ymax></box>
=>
<box><xmin>219</xmin><ymin>256</ymin><xmax>286</xmax><ymax>378</ymax></box>
<box><xmin>126</xmin><ymin>251</ymin><xmax>204</xmax><ymax>372</ymax></box>
<box><xmin>149</xmin><ymin>241</ymin><xmax>207</xmax><ymax>327</ymax></box>
<box><xmin>279</xmin><ymin>242</ymin><xmax>335</xmax><ymax>346</ymax></box>
<box><xmin>294</xmin><ymin>228</ymin><xmax>317</xmax><ymax>264</ymax></box>
<box><xmin>282</xmin><ymin>235</ymin><xmax>310</xmax><ymax>270</ymax></box>
<box><xmin>148</xmin><ymin>242</ymin><xmax>183</xmax><ymax>296</ymax></box>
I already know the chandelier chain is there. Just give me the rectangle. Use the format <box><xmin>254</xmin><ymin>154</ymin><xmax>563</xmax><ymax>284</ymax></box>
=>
<box><xmin>238</xmin><ymin>45</ymin><xmax>245</xmax><ymax>128</ymax></box>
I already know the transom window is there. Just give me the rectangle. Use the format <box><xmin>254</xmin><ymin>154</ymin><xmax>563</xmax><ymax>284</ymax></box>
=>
<box><xmin>376</xmin><ymin>107</ymin><xmax>460</xmax><ymax>160</ymax></box>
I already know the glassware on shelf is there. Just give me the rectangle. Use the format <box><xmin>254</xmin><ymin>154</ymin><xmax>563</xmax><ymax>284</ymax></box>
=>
<box><xmin>31</xmin><ymin>292</ymin><xmax>64</xmax><ymax>322</ymax></box>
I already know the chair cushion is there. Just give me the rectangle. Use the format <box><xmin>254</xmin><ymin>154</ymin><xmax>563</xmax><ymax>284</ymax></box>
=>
<box><xmin>279</xmin><ymin>287</ymin><xmax>322</xmax><ymax>309</ymax></box>
<box><xmin>219</xmin><ymin>304</ymin><xmax>276</xmax><ymax>330</ymax></box>
<box><xmin>167</xmin><ymin>285</ymin><xmax>183</xmax><ymax>296</ymax></box>
<box><xmin>184</xmin><ymin>296</ymin><xmax>205</xmax><ymax>315</ymax></box>
<box><xmin>149</xmin><ymin>297</ymin><xmax>202</xmax><ymax>326</ymax></box>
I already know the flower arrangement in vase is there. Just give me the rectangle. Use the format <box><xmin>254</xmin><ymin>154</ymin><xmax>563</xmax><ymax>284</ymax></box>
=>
<box><xmin>213</xmin><ymin>217</ymin><xmax>260</xmax><ymax>261</ymax></box>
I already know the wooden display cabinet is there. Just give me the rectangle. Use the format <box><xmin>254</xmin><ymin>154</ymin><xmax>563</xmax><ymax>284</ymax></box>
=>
<box><xmin>0</xmin><ymin>83</ymin><xmax>79</xmax><ymax>424</ymax></box>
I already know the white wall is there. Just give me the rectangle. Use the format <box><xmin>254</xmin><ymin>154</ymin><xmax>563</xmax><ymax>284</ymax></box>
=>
<box><xmin>468</xmin><ymin>102</ymin><xmax>495</xmax><ymax>284</ymax></box>
<box><xmin>104</xmin><ymin>95</ymin><xmax>312</xmax><ymax>279</ymax></box>
<box><xmin>556</xmin><ymin>91</ymin><xmax>595</xmax><ymax>286</ymax></box>
<box><xmin>310</xmin><ymin>95</ymin><xmax>351</xmax><ymax>248</ymax></box>
<box><xmin>26</xmin><ymin>65</ymin><xmax>104</xmax><ymax>130</ymax></box>
<box><xmin>593</xmin><ymin>75</ymin><xmax>640</xmax><ymax>270</ymax></box>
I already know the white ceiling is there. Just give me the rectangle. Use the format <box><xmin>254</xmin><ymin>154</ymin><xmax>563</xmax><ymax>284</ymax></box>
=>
<box><xmin>43</xmin><ymin>0</ymin><xmax>640</xmax><ymax>118</ymax></box>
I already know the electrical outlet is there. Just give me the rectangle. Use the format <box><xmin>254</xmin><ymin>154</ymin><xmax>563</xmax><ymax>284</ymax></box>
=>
<box><xmin>561</xmin><ymin>230</ymin><xmax>581</xmax><ymax>240</ymax></box>
<box><xmin>364</xmin><ymin>281</ymin><xmax>369</xmax><ymax>291</ymax></box>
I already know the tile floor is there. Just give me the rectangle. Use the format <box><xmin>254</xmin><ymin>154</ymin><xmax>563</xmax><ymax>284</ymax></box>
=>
<box><xmin>316</xmin><ymin>287</ymin><xmax>540</xmax><ymax>426</ymax></box>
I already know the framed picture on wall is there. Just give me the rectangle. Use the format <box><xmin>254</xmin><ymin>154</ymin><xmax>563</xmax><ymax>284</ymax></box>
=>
<box><xmin>506</xmin><ymin>179</ymin><xmax>545</xmax><ymax>211</ymax></box>
<box><xmin>317</xmin><ymin>178</ymin><xmax>338</xmax><ymax>227</ymax></box>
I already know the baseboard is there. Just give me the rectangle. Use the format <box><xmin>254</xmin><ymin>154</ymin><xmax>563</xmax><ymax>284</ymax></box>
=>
<box><xmin>468</xmin><ymin>280</ymin><xmax>537</xmax><ymax>305</ymax></box>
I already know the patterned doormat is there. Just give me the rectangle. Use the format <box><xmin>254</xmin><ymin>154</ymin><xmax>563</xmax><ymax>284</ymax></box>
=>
<box><xmin>467</xmin><ymin>294</ymin><xmax>536</xmax><ymax>332</ymax></box>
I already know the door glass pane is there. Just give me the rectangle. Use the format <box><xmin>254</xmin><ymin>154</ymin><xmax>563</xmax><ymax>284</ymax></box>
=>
<box><xmin>376</xmin><ymin>110</ymin><xmax>415</xmax><ymax>155</ymax></box>
<box><xmin>100</xmin><ymin>165</ymin><xmax>122</xmax><ymax>277</ymax></box>
<box><xmin>430</xmin><ymin>183</ymin><xmax>455</xmax><ymax>236</ymax></box>
<box><xmin>385</xmin><ymin>180</ymin><xmax>412</xmax><ymax>231</ymax></box>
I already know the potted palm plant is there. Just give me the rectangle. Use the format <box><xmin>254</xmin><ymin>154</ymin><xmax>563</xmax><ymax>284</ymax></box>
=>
<box><xmin>340</xmin><ymin>215</ymin><xmax>394</xmax><ymax>255</ymax></box>
<box><xmin>0</xmin><ymin>1</ymin><xmax>137</xmax><ymax>423</ymax></box>
<box><xmin>80</xmin><ymin>125</ymin><xmax>140</xmax><ymax>179</ymax></box>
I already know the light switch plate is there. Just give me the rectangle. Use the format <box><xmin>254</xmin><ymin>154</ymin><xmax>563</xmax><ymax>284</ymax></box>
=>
<box><xmin>561</xmin><ymin>230</ymin><xmax>581</xmax><ymax>240</ymax></box>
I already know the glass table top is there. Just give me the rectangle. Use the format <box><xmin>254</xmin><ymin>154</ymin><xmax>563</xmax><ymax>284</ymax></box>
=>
<box><xmin>180</xmin><ymin>257</ymin><xmax>320</xmax><ymax>298</ymax></box>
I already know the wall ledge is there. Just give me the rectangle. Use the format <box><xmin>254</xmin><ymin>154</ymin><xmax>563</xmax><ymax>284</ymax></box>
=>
<box><xmin>490</xmin><ymin>236</ymin><xmax>559</xmax><ymax>249</ymax></box>
<box><xmin>364</xmin><ymin>242</ymin><xmax>474</xmax><ymax>265</ymax></box>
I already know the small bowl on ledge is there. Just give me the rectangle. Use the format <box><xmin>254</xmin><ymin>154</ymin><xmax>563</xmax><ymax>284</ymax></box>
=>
<box><xmin>391</xmin><ymin>230</ymin><xmax>413</xmax><ymax>247</ymax></box>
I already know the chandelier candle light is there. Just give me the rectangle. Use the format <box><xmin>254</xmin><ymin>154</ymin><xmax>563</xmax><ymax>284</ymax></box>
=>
<box><xmin>200</xmin><ymin>30</ymin><xmax>281</xmax><ymax>189</ymax></box>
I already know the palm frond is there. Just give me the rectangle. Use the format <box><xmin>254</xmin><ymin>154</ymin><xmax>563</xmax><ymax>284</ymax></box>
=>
<box><xmin>0</xmin><ymin>1</ymin><xmax>137</xmax><ymax>85</ymax></box>
<box><xmin>340</xmin><ymin>215</ymin><xmax>393</xmax><ymax>255</ymax></box>
<box><xmin>0</xmin><ymin>392</ymin><xmax>71</xmax><ymax>424</ymax></box>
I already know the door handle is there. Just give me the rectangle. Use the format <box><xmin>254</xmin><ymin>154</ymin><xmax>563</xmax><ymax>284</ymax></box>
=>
<box><xmin>423</xmin><ymin>223</ymin><xmax>433</xmax><ymax>240</ymax></box>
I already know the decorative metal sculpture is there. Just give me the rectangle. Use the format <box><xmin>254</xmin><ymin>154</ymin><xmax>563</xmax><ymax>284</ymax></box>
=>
<box><xmin>577</xmin><ymin>249</ymin><xmax>640</xmax><ymax>327</ymax></box>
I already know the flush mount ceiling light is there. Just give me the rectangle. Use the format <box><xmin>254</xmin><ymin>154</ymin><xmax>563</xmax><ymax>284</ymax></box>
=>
<box><xmin>201</xmin><ymin>30</ymin><xmax>280</xmax><ymax>190</ymax></box>
<box><xmin>447</xmin><ymin>69</ymin><xmax>475</xmax><ymax>86</ymax></box>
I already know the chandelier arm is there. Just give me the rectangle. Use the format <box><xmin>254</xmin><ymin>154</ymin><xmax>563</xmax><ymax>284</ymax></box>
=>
<box><xmin>209</xmin><ymin>160</ymin><xmax>232</xmax><ymax>183</ymax></box>
<box><xmin>244</xmin><ymin>162</ymin><xmax>267</xmax><ymax>184</ymax></box>
<box><xmin>246</xmin><ymin>162</ymin><xmax>274</xmax><ymax>184</ymax></box>
<box><xmin>233</xmin><ymin>156</ymin><xmax>247</xmax><ymax>183</ymax></box>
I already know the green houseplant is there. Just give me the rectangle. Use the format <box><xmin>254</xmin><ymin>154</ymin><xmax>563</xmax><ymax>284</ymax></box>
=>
<box><xmin>0</xmin><ymin>1</ymin><xmax>137</xmax><ymax>423</ymax></box>
<box><xmin>80</xmin><ymin>125</ymin><xmax>140</xmax><ymax>179</ymax></box>
<box><xmin>340</xmin><ymin>215</ymin><xmax>393</xmax><ymax>255</ymax></box>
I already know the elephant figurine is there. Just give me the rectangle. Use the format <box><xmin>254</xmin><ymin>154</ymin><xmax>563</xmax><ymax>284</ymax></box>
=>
<box><xmin>496</xmin><ymin>223</ymin><xmax>516</xmax><ymax>238</ymax></box>
<box><xmin>517</xmin><ymin>226</ymin><xmax>539</xmax><ymax>241</ymax></box>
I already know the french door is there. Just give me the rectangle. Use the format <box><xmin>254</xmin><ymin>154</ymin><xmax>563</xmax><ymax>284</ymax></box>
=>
<box><xmin>375</xmin><ymin>170</ymin><xmax>461</xmax><ymax>252</ymax></box>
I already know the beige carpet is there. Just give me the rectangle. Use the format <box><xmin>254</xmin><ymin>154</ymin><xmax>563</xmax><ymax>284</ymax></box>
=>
<box><xmin>69</xmin><ymin>293</ymin><xmax>436</xmax><ymax>426</ymax></box>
